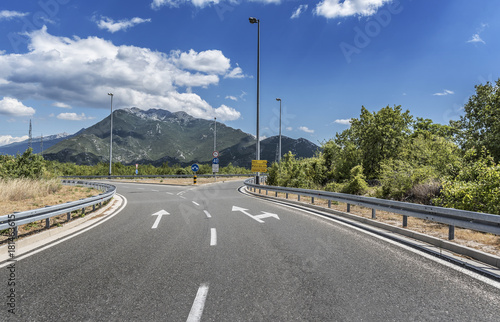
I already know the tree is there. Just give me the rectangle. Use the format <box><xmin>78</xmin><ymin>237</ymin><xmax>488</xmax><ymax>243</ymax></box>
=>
<box><xmin>350</xmin><ymin>105</ymin><xmax>413</xmax><ymax>178</ymax></box>
<box><xmin>452</xmin><ymin>79</ymin><xmax>500</xmax><ymax>162</ymax></box>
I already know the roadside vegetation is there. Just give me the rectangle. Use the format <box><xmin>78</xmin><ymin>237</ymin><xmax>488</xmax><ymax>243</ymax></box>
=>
<box><xmin>267</xmin><ymin>79</ymin><xmax>500</xmax><ymax>215</ymax></box>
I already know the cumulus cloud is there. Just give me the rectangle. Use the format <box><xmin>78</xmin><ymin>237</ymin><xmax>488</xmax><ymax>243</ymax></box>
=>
<box><xmin>0</xmin><ymin>97</ymin><xmax>35</xmax><ymax>116</ymax></box>
<box><xmin>0</xmin><ymin>27</ymin><xmax>243</xmax><ymax>121</ymax></box>
<box><xmin>334</xmin><ymin>119</ymin><xmax>351</xmax><ymax>125</ymax></box>
<box><xmin>0</xmin><ymin>10</ymin><xmax>28</xmax><ymax>20</ymax></box>
<box><xmin>95</xmin><ymin>16</ymin><xmax>152</xmax><ymax>33</ymax></box>
<box><xmin>0</xmin><ymin>135</ymin><xmax>29</xmax><ymax>146</ymax></box>
<box><xmin>291</xmin><ymin>5</ymin><xmax>308</xmax><ymax>19</ymax></box>
<box><xmin>433</xmin><ymin>89</ymin><xmax>454</xmax><ymax>96</ymax></box>
<box><xmin>314</xmin><ymin>0</ymin><xmax>392</xmax><ymax>19</ymax></box>
<box><xmin>56</xmin><ymin>113</ymin><xmax>94</xmax><ymax>121</ymax></box>
<box><xmin>299</xmin><ymin>126</ymin><xmax>314</xmax><ymax>133</ymax></box>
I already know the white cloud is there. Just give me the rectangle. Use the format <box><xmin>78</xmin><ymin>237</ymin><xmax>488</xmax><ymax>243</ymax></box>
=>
<box><xmin>226</xmin><ymin>95</ymin><xmax>237</xmax><ymax>101</ymax></box>
<box><xmin>467</xmin><ymin>34</ymin><xmax>485</xmax><ymax>44</ymax></box>
<box><xmin>286</xmin><ymin>127</ymin><xmax>293</xmax><ymax>131</ymax></box>
<box><xmin>291</xmin><ymin>5</ymin><xmax>308</xmax><ymax>19</ymax></box>
<box><xmin>314</xmin><ymin>0</ymin><xmax>392</xmax><ymax>19</ymax></box>
<box><xmin>0</xmin><ymin>10</ymin><xmax>28</xmax><ymax>20</ymax></box>
<box><xmin>0</xmin><ymin>27</ymin><xmax>243</xmax><ymax>121</ymax></box>
<box><xmin>151</xmin><ymin>0</ymin><xmax>279</xmax><ymax>10</ymax></box>
<box><xmin>299</xmin><ymin>126</ymin><xmax>314</xmax><ymax>133</ymax></box>
<box><xmin>224</xmin><ymin>66</ymin><xmax>245</xmax><ymax>79</ymax></box>
<box><xmin>56</xmin><ymin>113</ymin><xmax>94</xmax><ymax>121</ymax></box>
<box><xmin>433</xmin><ymin>89</ymin><xmax>454</xmax><ymax>96</ymax></box>
<box><xmin>95</xmin><ymin>16</ymin><xmax>152</xmax><ymax>33</ymax></box>
<box><xmin>467</xmin><ymin>23</ymin><xmax>487</xmax><ymax>45</ymax></box>
<box><xmin>0</xmin><ymin>135</ymin><xmax>29</xmax><ymax>146</ymax></box>
<box><xmin>53</xmin><ymin>102</ymin><xmax>72</xmax><ymax>109</ymax></box>
<box><xmin>334</xmin><ymin>119</ymin><xmax>351</xmax><ymax>125</ymax></box>
<box><xmin>0</xmin><ymin>97</ymin><xmax>35</xmax><ymax>116</ymax></box>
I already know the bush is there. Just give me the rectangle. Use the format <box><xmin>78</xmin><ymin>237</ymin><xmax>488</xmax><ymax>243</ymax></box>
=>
<box><xmin>340</xmin><ymin>165</ymin><xmax>368</xmax><ymax>195</ymax></box>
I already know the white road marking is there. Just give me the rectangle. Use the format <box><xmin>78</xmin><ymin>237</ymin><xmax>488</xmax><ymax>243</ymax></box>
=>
<box><xmin>180</xmin><ymin>196</ymin><xmax>187</xmax><ymax>199</ymax></box>
<box><xmin>151</xmin><ymin>189</ymin><xmax>159</xmax><ymax>192</ymax></box>
<box><xmin>254</xmin><ymin>211</ymin><xmax>280</xmax><ymax>220</ymax></box>
<box><xmin>210</xmin><ymin>228</ymin><xmax>217</xmax><ymax>246</ymax></box>
<box><xmin>204</xmin><ymin>210</ymin><xmax>212</xmax><ymax>218</ymax></box>
<box><xmin>166</xmin><ymin>192</ymin><xmax>173</xmax><ymax>195</ymax></box>
<box><xmin>151</xmin><ymin>210</ymin><xmax>169</xmax><ymax>229</ymax></box>
<box><xmin>192</xmin><ymin>201</ymin><xmax>200</xmax><ymax>206</ymax></box>
<box><xmin>186</xmin><ymin>283</ymin><xmax>209</xmax><ymax>322</ymax></box>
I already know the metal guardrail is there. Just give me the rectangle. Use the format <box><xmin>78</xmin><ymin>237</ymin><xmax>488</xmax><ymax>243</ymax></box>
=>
<box><xmin>244</xmin><ymin>178</ymin><xmax>500</xmax><ymax>240</ymax></box>
<box><xmin>1</xmin><ymin>180</ymin><xmax>116</xmax><ymax>238</ymax></box>
<box><xmin>61</xmin><ymin>174</ymin><xmax>255</xmax><ymax>179</ymax></box>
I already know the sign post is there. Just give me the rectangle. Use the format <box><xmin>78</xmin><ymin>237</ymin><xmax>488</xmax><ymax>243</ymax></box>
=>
<box><xmin>191</xmin><ymin>163</ymin><xmax>199</xmax><ymax>184</ymax></box>
<box><xmin>212</xmin><ymin>151</ymin><xmax>219</xmax><ymax>181</ymax></box>
<box><xmin>135</xmin><ymin>163</ymin><xmax>138</xmax><ymax>175</ymax></box>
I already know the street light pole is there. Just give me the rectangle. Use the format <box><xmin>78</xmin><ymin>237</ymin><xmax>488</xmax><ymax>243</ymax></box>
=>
<box><xmin>249</xmin><ymin>17</ymin><xmax>260</xmax><ymax>184</ymax></box>
<box><xmin>108</xmin><ymin>93</ymin><xmax>113</xmax><ymax>176</ymax></box>
<box><xmin>276</xmin><ymin>98</ymin><xmax>282</xmax><ymax>163</ymax></box>
<box><xmin>214</xmin><ymin>117</ymin><xmax>217</xmax><ymax>152</ymax></box>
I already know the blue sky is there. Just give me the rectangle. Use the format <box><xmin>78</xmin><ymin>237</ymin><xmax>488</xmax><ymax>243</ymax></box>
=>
<box><xmin>0</xmin><ymin>0</ymin><xmax>499</xmax><ymax>147</ymax></box>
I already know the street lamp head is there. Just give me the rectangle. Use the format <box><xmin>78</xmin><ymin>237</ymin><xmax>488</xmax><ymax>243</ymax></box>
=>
<box><xmin>108</xmin><ymin>93</ymin><xmax>113</xmax><ymax>96</ymax></box>
<box><xmin>249</xmin><ymin>17</ymin><xmax>258</xmax><ymax>24</ymax></box>
<box><xmin>276</xmin><ymin>98</ymin><xmax>281</xmax><ymax>101</ymax></box>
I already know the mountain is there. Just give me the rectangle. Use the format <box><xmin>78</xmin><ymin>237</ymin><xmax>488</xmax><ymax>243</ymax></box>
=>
<box><xmin>0</xmin><ymin>132</ymin><xmax>77</xmax><ymax>156</ymax></box>
<box><xmin>43</xmin><ymin>108</ymin><xmax>320</xmax><ymax>167</ymax></box>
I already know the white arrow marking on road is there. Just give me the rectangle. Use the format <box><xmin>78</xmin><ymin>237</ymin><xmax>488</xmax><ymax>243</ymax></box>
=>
<box><xmin>232</xmin><ymin>206</ymin><xmax>264</xmax><ymax>223</ymax></box>
<box><xmin>254</xmin><ymin>211</ymin><xmax>280</xmax><ymax>221</ymax></box>
<box><xmin>232</xmin><ymin>206</ymin><xmax>280</xmax><ymax>223</ymax></box>
<box><xmin>151</xmin><ymin>210</ymin><xmax>169</xmax><ymax>229</ymax></box>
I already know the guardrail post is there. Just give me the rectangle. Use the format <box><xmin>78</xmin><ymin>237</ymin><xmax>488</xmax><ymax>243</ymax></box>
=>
<box><xmin>403</xmin><ymin>215</ymin><xmax>408</xmax><ymax>228</ymax></box>
<box><xmin>298</xmin><ymin>195</ymin><xmax>301</xmax><ymax>201</ymax></box>
<box><xmin>67</xmin><ymin>212</ymin><xmax>71</xmax><ymax>222</ymax></box>
<box><xmin>93</xmin><ymin>204</ymin><xmax>96</xmax><ymax>211</ymax></box>
<box><xmin>286</xmin><ymin>193</ymin><xmax>288</xmax><ymax>199</ymax></box>
<box><xmin>347</xmin><ymin>204</ymin><xmax>351</xmax><ymax>213</ymax></box>
<box><xmin>81</xmin><ymin>208</ymin><xmax>85</xmax><ymax>216</ymax></box>
<box><xmin>448</xmin><ymin>225</ymin><xmax>455</xmax><ymax>240</ymax></box>
<box><xmin>45</xmin><ymin>218</ymin><xmax>50</xmax><ymax>229</ymax></box>
<box><xmin>275</xmin><ymin>192</ymin><xmax>278</xmax><ymax>197</ymax></box>
<box><xmin>266</xmin><ymin>190</ymin><xmax>268</xmax><ymax>196</ymax></box>
<box><xmin>311</xmin><ymin>197</ymin><xmax>315</xmax><ymax>204</ymax></box>
<box><xmin>328</xmin><ymin>200</ymin><xmax>331</xmax><ymax>208</ymax></box>
<box><xmin>13</xmin><ymin>226</ymin><xmax>18</xmax><ymax>239</ymax></box>
<box><xmin>259</xmin><ymin>188</ymin><xmax>261</xmax><ymax>194</ymax></box>
<box><xmin>371</xmin><ymin>209</ymin><xmax>376</xmax><ymax>219</ymax></box>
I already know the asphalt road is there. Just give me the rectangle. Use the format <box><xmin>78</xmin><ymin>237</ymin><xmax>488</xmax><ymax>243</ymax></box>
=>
<box><xmin>2</xmin><ymin>180</ymin><xmax>500</xmax><ymax>321</ymax></box>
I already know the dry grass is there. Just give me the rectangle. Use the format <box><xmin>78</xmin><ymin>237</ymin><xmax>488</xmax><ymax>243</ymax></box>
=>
<box><xmin>254</xmin><ymin>189</ymin><xmax>500</xmax><ymax>257</ymax></box>
<box><xmin>0</xmin><ymin>178</ymin><xmax>102</xmax><ymax>242</ymax></box>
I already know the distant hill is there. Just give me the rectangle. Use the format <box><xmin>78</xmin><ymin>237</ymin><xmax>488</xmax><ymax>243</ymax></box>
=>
<box><xmin>0</xmin><ymin>132</ymin><xmax>76</xmax><ymax>156</ymax></box>
<box><xmin>43</xmin><ymin>107</ymin><xmax>320</xmax><ymax>167</ymax></box>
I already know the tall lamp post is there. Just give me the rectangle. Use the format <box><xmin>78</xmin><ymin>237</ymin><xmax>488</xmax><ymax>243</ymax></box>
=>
<box><xmin>214</xmin><ymin>117</ymin><xmax>217</xmax><ymax>152</ymax></box>
<box><xmin>108</xmin><ymin>93</ymin><xmax>113</xmax><ymax>176</ymax></box>
<box><xmin>276</xmin><ymin>98</ymin><xmax>282</xmax><ymax>163</ymax></box>
<box><xmin>249</xmin><ymin>16</ymin><xmax>260</xmax><ymax>184</ymax></box>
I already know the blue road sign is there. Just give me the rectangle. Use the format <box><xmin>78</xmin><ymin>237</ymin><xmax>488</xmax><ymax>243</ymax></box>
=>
<box><xmin>191</xmin><ymin>164</ymin><xmax>199</xmax><ymax>172</ymax></box>
<box><xmin>212</xmin><ymin>158</ymin><xmax>219</xmax><ymax>164</ymax></box>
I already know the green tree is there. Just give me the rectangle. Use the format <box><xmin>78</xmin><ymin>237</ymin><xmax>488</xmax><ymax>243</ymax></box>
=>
<box><xmin>350</xmin><ymin>105</ymin><xmax>413</xmax><ymax>179</ymax></box>
<box><xmin>452</xmin><ymin>79</ymin><xmax>500</xmax><ymax>162</ymax></box>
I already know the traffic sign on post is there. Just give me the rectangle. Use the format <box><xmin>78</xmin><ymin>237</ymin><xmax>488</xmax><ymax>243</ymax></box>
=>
<box><xmin>212</xmin><ymin>158</ymin><xmax>219</xmax><ymax>164</ymax></box>
<box><xmin>212</xmin><ymin>151</ymin><xmax>219</xmax><ymax>158</ymax></box>
<box><xmin>191</xmin><ymin>164</ymin><xmax>199</xmax><ymax>172</ymax></box>
<box><xmin>251</xmin><ymin>160</ymin><xmax>268</xmax><ymax>172</ymax></box>
<box><xmin>212</xmin><ymin>164</ymin><xmax>219</xmax><ymax>173</ymax></box>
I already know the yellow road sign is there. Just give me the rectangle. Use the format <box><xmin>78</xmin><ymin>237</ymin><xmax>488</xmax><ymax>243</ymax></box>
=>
<box><xmin>251</xmin><ymin>160</ymin><xmax>268</xmax><ymax>172</ymax></box>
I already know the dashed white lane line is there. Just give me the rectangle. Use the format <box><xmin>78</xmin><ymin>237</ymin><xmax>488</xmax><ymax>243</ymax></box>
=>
<box><xmin>192</xmin><ymin>201</ymin><xmax>200</xmax><ymax>206</ymax></box>
<box><xmin>204</xmin><ymin>210</ymin><xmax>212</xmax><ymax>218</ymax></box>
<box><xmin>186</xmin><ymin>283</ymin><xmax>209</xmax><ymax>322</ymax></box>
<box><xmin>166</xmin><ymin>192</ymin><xmax>173</xmax><ymax>195</ymax></box>
<box><xmin>180</xmin><ymin>196</ymin><xmax>187</xmax><ymax>199</ymax></box>
<box><xmin>210</xmin><ymin>228</ymin><xmax>217</xmax><ymax>246</ymax></box>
